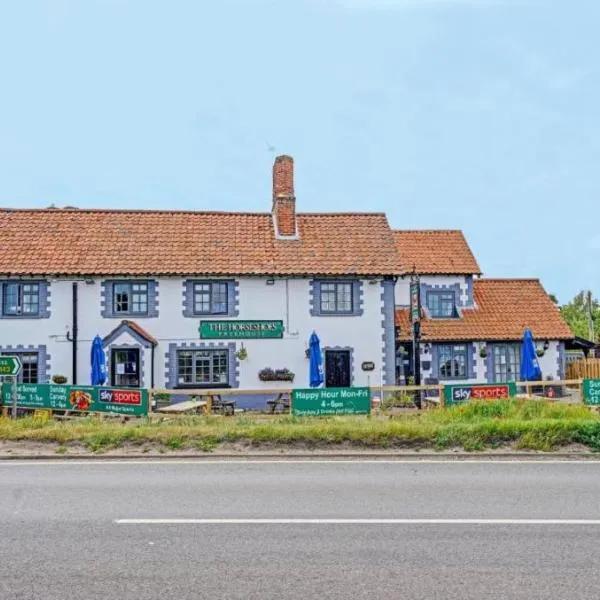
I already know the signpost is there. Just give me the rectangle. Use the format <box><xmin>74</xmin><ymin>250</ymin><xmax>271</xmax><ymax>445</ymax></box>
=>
<box><xmin>583</xmin><ymin>379</ymin><xmax>600</xmax><ymax>405</ymax></box>
<box><xmin>292</xmin><ymin>387</ymin><xmax>371</xmax><ymax>416</ymax></box>
<box><xmin>199</xmin><ymin>320</ymin><xmax>284</xmax><ymax>340</ymax></box>
<box><xmin>444</xmin><ymin>382</ymin><xmax>518</xmax><ymax>406</ymax></box>
<box><xmin>0</xmin><ymin>356</ymin><xmax>23</xmax><ymax>418</ymax></box>
<box><xmin>0</xmin><ymin>384</ymin><xmax>149</xmax><ymax>416</ymax></box>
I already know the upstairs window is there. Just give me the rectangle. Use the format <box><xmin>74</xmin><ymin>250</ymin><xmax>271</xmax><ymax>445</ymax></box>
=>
<box><xmin>320</xmin><ymin>282</ymin><xmax>353</xmax><ymax>314</ymax></box>
<box><xmin>113</xmin><ymin>282</ymin><xmax>148</xmax><ymax>315</ymax></box>
<box><xmin>438</xmin><ymin>344</ymin><xmax>468</xmax><ymax>379</ymax></box>
<box><xmin>427</xmin><ymin>291</ymin><xmax>457</xmax><ymax>319</ymax></box>
<box><xmin>2</xmin><ymin>282</ymin><xmax>40</xmax><ymax>316</ymax></box>
<box><xmin>193</xmin><ymin>282</ymin><xmax>228</xmax><ymax>315</ymax></box>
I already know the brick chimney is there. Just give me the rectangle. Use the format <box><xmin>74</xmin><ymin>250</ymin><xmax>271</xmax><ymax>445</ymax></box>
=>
<box><xmin>272</xmin><ymin>155</ymin><xmax>297</xmax><ymax>238</ymax></box>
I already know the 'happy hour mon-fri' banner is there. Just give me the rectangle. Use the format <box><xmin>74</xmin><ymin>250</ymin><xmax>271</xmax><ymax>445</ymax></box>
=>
<box><xmin>1</xmin><ymin>383</ymin><xmax>148</xmax><ymax>416</ymax></box>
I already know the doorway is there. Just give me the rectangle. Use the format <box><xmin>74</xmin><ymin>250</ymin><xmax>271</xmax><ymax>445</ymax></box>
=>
<box><xmin>110</xmin><ymin>348</ymin><xmax>141</xmax><ymax>388</ymax></box>
<box><xmin>325</xmin><ymin>350</ymin><xmax>351</xmax><ymax>388</ymax></box>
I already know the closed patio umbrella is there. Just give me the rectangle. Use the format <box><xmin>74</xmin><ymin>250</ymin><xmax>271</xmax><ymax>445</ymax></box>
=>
<box><xmin>520</xmin><ymin>329</ymin><xmax>542</xmax><ymax>382</ymax></box>
<box><xmin>91</xmin><ymin>335</ymin><xmax>107</xmax><ymax>386</ymax></box>
<box><xmin>309</xmin><ymin>332</ymin><xmax>324</xmax><ymax>388</ymax></box>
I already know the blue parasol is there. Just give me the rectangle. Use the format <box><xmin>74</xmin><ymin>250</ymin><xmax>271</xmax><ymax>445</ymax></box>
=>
<box><xmin>520</xmin><ymin>328</ymin><xmax>542</xmax><ymax>382</ymax></box>
<box><xmin>308</xmin><ymin>331</ymin><xmax>324</xmax><ymax>388</ymax></box>
<box><xmin>91</xmin><ymin>335</ymin><xmax>107</xmax><ymax>386</ymax></box>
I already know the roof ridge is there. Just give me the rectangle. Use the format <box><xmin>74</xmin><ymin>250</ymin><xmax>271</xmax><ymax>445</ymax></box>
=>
<box><xmin>477</xmin><ymin>278</ymin><xmax>541</xmax><ymax>283</ymax></box>
<box><xmin>393</xmin><ymin>229</ymin><xmax>464</xmax><ymax>234</ymax></box>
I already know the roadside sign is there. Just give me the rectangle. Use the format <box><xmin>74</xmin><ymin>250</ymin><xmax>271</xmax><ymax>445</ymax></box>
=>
<box><xmin>292</xmin><ymin>387</ymin><xmax>371</xmax><ymax>416</ymax></box>
<box><xmin>444</xmin><ymin>382</ymin><xmax>518</xmax><ymax>405</ymax></box>
<box><xmin>0</xmin><ymin>384</ymin><xmax>149</xmax><ymax>416</ymax></box>
<box><xmin>0</xmin><ymin>356</ymin><xmax>22</xmax><ymax>376</ymax></box>
<box><xmin>583</xmin><ymin>379</ymin><xmax>600</xmax><ymax>405</ymax></box>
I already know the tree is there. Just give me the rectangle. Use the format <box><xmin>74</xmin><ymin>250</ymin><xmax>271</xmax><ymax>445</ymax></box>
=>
<box><xmin>560</xmin><ymin>291</ymin><xmax>600</xmax><ymax>341</ymax></box>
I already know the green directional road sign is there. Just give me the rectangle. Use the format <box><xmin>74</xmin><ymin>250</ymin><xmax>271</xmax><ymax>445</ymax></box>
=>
<box><xmin>0</xmin><ymin>356</ymin><xmax>22</xmax><ymax>376</ymax></box>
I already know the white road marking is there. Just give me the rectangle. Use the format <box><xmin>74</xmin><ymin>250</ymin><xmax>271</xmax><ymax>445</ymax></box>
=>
<box><xmin>115</xmin><ymin>518</ymin><xmax>600</xmax><ymax>525</ymax></box>
<box><xmin>2</xmin><ymin>459</ymin><xmax>600</xmax><ymax>466</ymax></box>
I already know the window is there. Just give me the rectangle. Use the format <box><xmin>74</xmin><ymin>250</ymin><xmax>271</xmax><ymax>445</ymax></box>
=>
<box><xmin>2</xmin><ymin>283</ymin><xmax>39</xmax><ymax>316</ymax></box>
<box><xmin>320</xmin><ymin>282</ymin><xmax>353</xmax><ymax>314</ymax></box>
<box><xmin>193</xmin><ymin>282</ymin><xmax>228</xmax><ymax>315</ymax></box>
<box><xmin>113</xmin><ymin>282</ymin><xmax>148</xmax><ymax>315</ymax></box>
<box><xmin>176</xmin><ymin>349</ymin><xmax>229</xmax><ymax>386</ymax></box>
<box><xmin>427</xmin><ymin>291</ymin><xmax>457</xmax><ymax>319</ymax></box>
<box><xmin>2</xmin><ymin>352</ymin><xmax>39</xmax><ymax>383</ymax></box>
<box><xmin>437</xmin><ymin>344</ymin><xmax>468</xmax><ymax>379</ymax></box>
<box><xmin>493</xmin><ymin>344</ymin><xmax>521</xmax><ymax>383</ymax></box>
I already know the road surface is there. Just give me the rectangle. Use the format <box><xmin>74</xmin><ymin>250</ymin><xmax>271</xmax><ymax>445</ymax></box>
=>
<box><xmin>2</xmin><ymin>459</ymin><xmax>600</xmax><ymax>599</ymax></box>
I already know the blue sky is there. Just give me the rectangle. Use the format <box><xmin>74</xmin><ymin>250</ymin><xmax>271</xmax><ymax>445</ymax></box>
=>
<box><xmin>0</xmin><ymin>0</ymin><xmax>597</xmax><ymax>302</ymax></box>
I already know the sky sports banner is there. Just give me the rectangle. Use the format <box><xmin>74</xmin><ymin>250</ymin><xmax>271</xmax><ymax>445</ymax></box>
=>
<box><xmin>1</xmin><ymin>383</ymin><xmax>148</xmax><ymax>416</ymax></box>
<box><xmin>444</xmin><ymin>382</ymin><xmax>518</xmax><ymax>405</ymax></box>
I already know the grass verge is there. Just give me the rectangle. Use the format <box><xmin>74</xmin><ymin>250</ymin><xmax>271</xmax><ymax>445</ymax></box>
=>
<box><xmin>0</xmin><ymin>400</ymin><xmax>599</xmax><ymax>453</ymax></box>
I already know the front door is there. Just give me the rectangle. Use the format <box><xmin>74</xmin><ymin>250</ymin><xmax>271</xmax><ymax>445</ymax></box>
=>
<box><xmin>111</xmin><ymin>348</ymin><xmax>141</xmax><ymax>388</ymax></box>
<box><xmin>325</xmin><ymin>350</ymin><xmax>351</xmax><ymax>388</ymax></box>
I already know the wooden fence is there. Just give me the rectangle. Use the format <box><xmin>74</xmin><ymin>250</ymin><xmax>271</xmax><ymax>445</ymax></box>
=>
<box><xmin>567</xmin><ymin>359</ymin><xmax>600</xmax><ymax>380</ymax></box>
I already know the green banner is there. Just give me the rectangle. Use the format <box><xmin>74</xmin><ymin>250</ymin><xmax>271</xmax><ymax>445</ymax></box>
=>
<box><xmin>444</xmin><ymin>382</ymin><xmax>518</xmax><ymax>405</ymax></box>
<box><xmin>1</xmin><ymin>384</ymin><xmax>148</xmax><ymax>416</ymax></box>
<box><xmin>199</xmin><ymin>320</ymin><xmax>284</xmax><ymax>339</ymax></box>
<box><xmin>583</xmin><ymin>379</ymin><xmax>600</xmax><ymax>405</ymax></box>
<box><xmin>292</xmin><ymin>387</ymin><xmax>371</xmax><ymax>416</ymax></box>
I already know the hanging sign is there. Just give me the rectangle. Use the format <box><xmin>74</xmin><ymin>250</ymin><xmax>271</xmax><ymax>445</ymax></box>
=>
<box><xmin>410</xmin><ymin>280</ymin><xmax>421</xmax><ymax>322</ymax></box>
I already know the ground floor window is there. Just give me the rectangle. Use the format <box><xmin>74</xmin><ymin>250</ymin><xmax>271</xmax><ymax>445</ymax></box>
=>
<box><xmin>110</xmin><ymin>348</ymin><xmax>141</xmax><ymax>388</ymax></box>
<box><xmin>2</xmin><ymin>351</ymin><xmax>39</xmax><ymax>383</ymax></box>
<box><xmin>437</xmin><ymin>344</ymin><xmax>468</xmax><ymax>379</ymax></box>
<box><xmin>493</xmin><ymin>344</ymin><xmax>521</xmax><ymax>382</ymax></box>
<box><xmin>177</xmin><ymin>349</ymin><xmax>229</xmax><ymax>386</ymax></box>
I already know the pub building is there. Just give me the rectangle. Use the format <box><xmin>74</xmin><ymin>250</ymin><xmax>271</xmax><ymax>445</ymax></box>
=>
<box><xmin>0</xmin><ymin>156</ymin><xmax>572</xmax><ymax>409</ymax></box>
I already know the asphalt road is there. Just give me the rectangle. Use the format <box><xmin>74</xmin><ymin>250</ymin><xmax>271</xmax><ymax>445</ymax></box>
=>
<box><xmin>2</xmin><ymin>459</ymin><xmax>600</xmax><ymax>600</ymax></box>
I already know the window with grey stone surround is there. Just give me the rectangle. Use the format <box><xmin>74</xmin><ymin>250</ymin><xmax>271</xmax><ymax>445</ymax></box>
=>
<box><xmin>0</xmin><ymin>281</ymin><xmax>50</xmax><ymax>319</ymax></box>
<box><xmin>0</xmin><ymin>345</ymin><xmax>50</xmax><ymax>383</ymax></box>
<box><xmin>310</xmin><ymin>280</ymin><xmax>363</xmax><ymax>317</ymax></box>
<box><xmin>101</xmin><ymin>280</ymin><xmax>158</xmax><ymax>318</ymax></box>
<box><xmin>431</xmin><ymin>343</ymin><xmax>476</xmax><ymax>380</ymax></box>
<box><xmin>182</xmin><ymin>280</ymin><xmax>239</xmax><ymax>318</ymax></box>
<box><xmin>165</xmin><ymin>342</ymin><xmax>239</xmax><ymax>389</ymax></box>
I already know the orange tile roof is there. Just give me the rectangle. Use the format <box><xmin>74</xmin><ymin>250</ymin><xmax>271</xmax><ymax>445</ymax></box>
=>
<box><xmin>394</xmin><ymin>230</ymin><xmax>481</xmax><ymax>275</ymax></box>
<box><xmin>0</xmin><ymin>209</ymin><xmax>400</xmax><ymax>276</ymax></box>
<box><xmin>396</xmin><ymin>279</ymin><xmax>573</xmax><ymax>341</ymax></box>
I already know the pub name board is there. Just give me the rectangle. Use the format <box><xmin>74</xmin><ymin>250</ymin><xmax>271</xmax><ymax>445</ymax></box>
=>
<box><xmin>199</xmin><ymin>320</ymin><xmax>284</xmax><ymax>340</ymax></box>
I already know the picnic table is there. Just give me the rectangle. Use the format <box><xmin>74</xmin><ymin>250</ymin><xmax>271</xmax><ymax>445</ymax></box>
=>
<box><xmin>156</xmin><ymin>399</ymin><xmax>207</xmax><ymax>414</ymax></box>
<box><xmin>266</xmin><ymin>393</ymin><xmax>291</xmax><ymax>414</ymax></box>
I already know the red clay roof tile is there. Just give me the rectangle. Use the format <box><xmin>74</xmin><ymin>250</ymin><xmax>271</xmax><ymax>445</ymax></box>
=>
<box><xmin>0</xmin><ymin>209</ymin><xmax>400</xmax><ymax>276</ymax></box>
<box><xmin>394</xmin><ymin>230</ymin><xmax>481</xmax><ymax>275</ymax></box>
<box><xmin>395</xmin><ymin>279</ymin><xmax>572</xmax><ymax>341</ymax></box>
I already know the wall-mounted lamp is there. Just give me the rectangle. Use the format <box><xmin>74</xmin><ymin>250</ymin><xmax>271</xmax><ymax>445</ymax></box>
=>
<box><xmin>84</xmin><ymin>279</ymin><xmax>95</xmax><ymax>285</ymax></box>
<box><xmin>543</xmin><ymin>340</ymin><xmax>550</xmax><ymax>350</ymax></box>
<box><xmin>266</xmin><ymin>278</ymin><xmax>275</xmax><ymax>286</ymax></box>
<box><xmin>423</xmin><ymin>343</ymin><xmax>431</xmax><ymax>354</ymax></box>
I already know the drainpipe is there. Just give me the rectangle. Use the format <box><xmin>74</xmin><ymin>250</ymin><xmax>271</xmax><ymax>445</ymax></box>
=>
<box><xmin>72</xmin><ymin>282</ymin><xmax>78</xmax><ymax>385</ymax></box>
<box><xmin>151</xmin><ymin>343</ymin><xmax>155</xmax><ymax>389</ymax></box>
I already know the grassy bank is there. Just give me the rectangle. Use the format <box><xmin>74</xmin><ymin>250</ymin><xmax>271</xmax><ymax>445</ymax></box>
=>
<box><xmin>1</xmin><ymin>400</ymin><xmax>600</xmax><ymax>453</ymax></box>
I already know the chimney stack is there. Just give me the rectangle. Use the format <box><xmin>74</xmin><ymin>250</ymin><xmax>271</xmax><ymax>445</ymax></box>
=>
<box><xmin>272</xmin><ymin>155</ymin><xmax>297</xmax><ymax>238</ymax></box>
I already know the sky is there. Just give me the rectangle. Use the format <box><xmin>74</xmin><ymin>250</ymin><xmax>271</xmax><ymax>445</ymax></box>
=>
<box><xmin>0</xmin><ymin>0</ymin><xmax>597</xmax><ymax>303</ymax></box>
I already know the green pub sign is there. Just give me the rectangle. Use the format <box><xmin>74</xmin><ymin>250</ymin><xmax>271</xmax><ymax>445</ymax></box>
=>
<box><xmin>583</xmin><ymin>379</ymin><xmax>600</xmax><ymax>405</ymax></box>
<box><xmin>1</xmin><ymin>383</ymin><xmax>149</xmax><ymax>416</ymax></box>
<box><xmin>292</xmin><ymin>387</ymin><xmax>371</xmax><ymax>416</ymax></box>
<box><xmin>199</xmin><ymin>320</ymin><xmax>284</xmax><ymax>340</ymax></box>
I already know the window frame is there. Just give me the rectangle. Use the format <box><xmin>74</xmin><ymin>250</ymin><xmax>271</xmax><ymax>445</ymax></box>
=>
<box><xmin>175</xmin><ymin>348</ymin><xmax>230</xmax><ymax>388</ymax></box>
<box><xmin>492</xmin><ymin>343</ymin><xmax>521</xmax><ymax>383</ymax></box>
<box><xmin>192</xmin><ymin>281</ymin><xmax>229</xmax><ymax>316</ymax></box>
<box><xmin>1</xmin><ymin>282</ymin><xmax>40</xmax><ymax>317</ymax></box>
<box><xmin>319</xmin><ymin>282</ymin><xmax>354</xmax><ymax>315</ymax></box>
<box><xmin>112</xmin><ymin>281</ymin><xmax>149</xmax><ymax>316</ymax></box>
<box><xmin>426</xmin><ymin>290</ymin><xmax>457</xmax><ymax>319</ymax></box>
<box><xmin>436</xmin><ymin>344</ymin><xmax>469</xmax><ymax>380</ymax></box>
